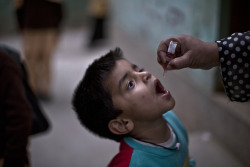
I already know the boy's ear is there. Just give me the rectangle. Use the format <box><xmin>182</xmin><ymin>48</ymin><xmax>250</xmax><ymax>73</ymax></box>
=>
<box><xmin>108</xmin><ymin>118</ymin><xmax>134</xmax><ymax>135</ymax></box>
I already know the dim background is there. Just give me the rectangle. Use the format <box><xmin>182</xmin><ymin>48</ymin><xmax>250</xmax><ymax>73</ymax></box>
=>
<box><xmin>0</xmin><ymin>0</ymin><xmax>249</xmax><ymax>166</ymax></box>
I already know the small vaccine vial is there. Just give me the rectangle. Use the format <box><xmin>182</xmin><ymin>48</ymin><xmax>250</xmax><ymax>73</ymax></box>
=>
<box><xmin>163</xmin><ymin>41</ymin><xmax>177</xmax><ymax>76</ymax></box>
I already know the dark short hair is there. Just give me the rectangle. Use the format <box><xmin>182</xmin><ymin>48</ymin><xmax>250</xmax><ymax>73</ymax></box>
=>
<box><xmin>72</xmin><ymin>47</ymin><xmax>127</xmax><ymax>142</ymax></box>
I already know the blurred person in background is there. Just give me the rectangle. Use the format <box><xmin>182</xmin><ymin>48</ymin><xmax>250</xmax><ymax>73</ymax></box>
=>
<box><xmin>14</xmin><ymin>0</ymin><xmax>63</xmax><ymax>100</ymax></box>
<box><xmin>87</xmin><ymin>0</ymin><xmax>109</xmax><ymax>48</ymax></box>
<box><xmin>0</xmin><ymin>47</ymin><xmax>32</xmax><ymax>167</ymax></box>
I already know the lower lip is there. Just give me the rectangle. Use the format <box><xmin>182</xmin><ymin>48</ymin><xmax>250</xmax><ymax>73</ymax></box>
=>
<box><xmin>159</xmin><ymin>90</ymin><xmax>171</xmax><ymax>100</ymax></box>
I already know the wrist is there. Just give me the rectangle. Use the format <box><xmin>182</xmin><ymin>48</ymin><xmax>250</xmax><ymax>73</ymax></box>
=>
<box><xmin>205</xmin><ymin>42</ymin><xmax>220</xmax><ymax>68</ymax></box>
<box><xmin>210</xmin><ymin>42</ymin><xmax>220</xmax><ymax>67</ymax></box>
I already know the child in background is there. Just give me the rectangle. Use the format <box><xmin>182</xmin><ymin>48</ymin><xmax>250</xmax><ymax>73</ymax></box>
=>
<box><xmin>72</xmin><ymin>47</ymin><xmax>195</xmax><ymax>167</ymax></box>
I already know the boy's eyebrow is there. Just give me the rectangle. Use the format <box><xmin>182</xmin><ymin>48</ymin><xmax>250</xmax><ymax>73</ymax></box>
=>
<box><xmin>119</xmin><ymin>72</ymin><xmax>129</xmax><ymax>90</ymax></box>
<box><xmin>118</xmin><ymin>64</ymin><xmax>138</xmax><ymax>90</ymax></box>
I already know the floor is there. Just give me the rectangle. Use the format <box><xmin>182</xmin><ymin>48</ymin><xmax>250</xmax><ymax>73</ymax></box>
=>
<box><xmin>0</xmin><ymin>27</ymin><xmax>245</xmax><ymax>167</ymax></box>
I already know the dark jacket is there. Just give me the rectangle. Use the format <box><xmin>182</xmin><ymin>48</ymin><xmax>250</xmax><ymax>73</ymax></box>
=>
<box><xmin>0</xmin><ymin>49</ymin><xmax>32</xmax><ymax>166</ymax></box>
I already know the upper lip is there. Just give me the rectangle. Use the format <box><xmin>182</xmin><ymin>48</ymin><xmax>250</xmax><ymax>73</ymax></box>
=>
<box><xmin>154</xmin><ymin>79</ymin><xmax>167</xmax><ymax>95</ymax></box>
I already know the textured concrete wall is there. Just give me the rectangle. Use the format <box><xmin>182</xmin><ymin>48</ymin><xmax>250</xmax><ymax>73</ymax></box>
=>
<box><xmin>110</xmin><ymin>0</ymin><xmax>221</xmax><ymax>92</ymax></box>
<box><xmin>110</xmin><ymin>0</ymin><xmax>220</xmax><ymax>48</ymax></box>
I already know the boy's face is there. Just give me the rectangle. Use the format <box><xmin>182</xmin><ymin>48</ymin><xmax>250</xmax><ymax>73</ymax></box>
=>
<box><xmin>105</xmin><ymin>59</ymin><xmax>175</xmax><ymax>124</ymax></box>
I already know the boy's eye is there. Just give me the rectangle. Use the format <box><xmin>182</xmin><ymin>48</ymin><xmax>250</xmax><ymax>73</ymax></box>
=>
<box><xmin>127</xmin><ymin>80</ymin><xmax>135</xmax><ymax>89</ymax></box>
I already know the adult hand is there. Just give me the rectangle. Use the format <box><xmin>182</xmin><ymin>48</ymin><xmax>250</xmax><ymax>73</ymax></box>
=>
<box><xmin>157</xmin><ymin>34</ymin><xmax>220</xmax><ymax>70</ymax></box>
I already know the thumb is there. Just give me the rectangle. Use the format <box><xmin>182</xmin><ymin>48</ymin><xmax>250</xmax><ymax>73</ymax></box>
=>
<box><xmin>167</xmin><ymin>51</ymin><xmax>191</xmax><ymax>70</ymax></box>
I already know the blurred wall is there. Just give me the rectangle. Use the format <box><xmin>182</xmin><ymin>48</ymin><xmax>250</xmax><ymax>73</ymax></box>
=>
<box><xmin>109</xmin><ymin>0</ymin><xmax>221</xmax><ymax>93</ymax></box>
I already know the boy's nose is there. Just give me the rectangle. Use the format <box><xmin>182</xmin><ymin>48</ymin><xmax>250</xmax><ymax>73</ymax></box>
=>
<box><xmin>140</xmin><ymin>71</ymin><xmax>151</xmax><ymax>82</ymax></box>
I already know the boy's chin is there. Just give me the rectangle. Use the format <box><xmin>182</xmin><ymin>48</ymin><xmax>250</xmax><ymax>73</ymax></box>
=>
<box><xmin>166</xmin><ymin>99</ymin><xmax>175</xmax><ymax>111</ymax></box>
<box><xmin>167</xmin><ymin>106</ymin><xmax>175</xmax><ymax>112</ymax></box>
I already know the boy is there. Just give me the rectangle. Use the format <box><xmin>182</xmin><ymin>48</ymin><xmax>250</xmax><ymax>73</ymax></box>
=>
<box><xmin>72</xmin><ymin>47</ymin><xmax>195</xmax><ymax>167</ymax></box>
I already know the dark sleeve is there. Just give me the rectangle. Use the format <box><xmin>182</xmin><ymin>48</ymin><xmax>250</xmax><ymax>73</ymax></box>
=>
<box><xmin>215</xmin><ymin>31</ymin><xmax>250</xmax><ymax>102</ymax></box>
<box><xmin>0</xmin><ymin>50</ymin><xmax>32</xmax><ymax>166</ymax></box>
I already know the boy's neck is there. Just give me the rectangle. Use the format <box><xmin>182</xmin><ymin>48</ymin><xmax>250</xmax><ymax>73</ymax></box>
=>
<box><xmin>131</xmin><ymin>117</ymin><xmax>170</xmax><ymax>144</ymax></box>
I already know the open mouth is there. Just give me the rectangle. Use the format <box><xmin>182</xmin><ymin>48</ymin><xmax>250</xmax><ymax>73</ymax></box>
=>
<box><xmin>154</xmin><ymin>79</ymin><xmax>168</xmax><ymax>96</ymax></box>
